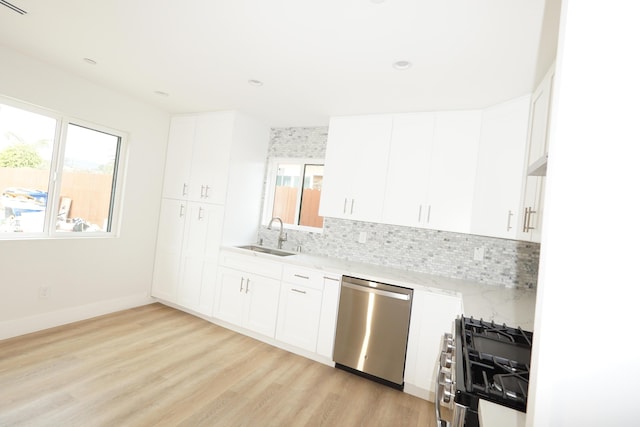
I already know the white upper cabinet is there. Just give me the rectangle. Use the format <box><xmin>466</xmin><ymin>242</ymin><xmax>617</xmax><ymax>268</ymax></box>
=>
<box><xmin>383</xmin><ymin>111</ymin><xmax>482</xmax><ymax>233</ymax></box>
<box><xmin>471</xmin><ymin>96</ymin><xmax>530</xmax><ymax>239</ymax></box>
<box><xmin>319</xmin><ymin>114</ymin><xmax>392</xmax><ymax>223</ymax></box>
<box><xmin>323</xmin><ymin>111</ymin><xmax>481</xmax><ymax>234</ymax></box>
<box><xmin>162</xmin><ymin>116</ymin><xmax>195</xmax><ymax>200</ymax></box>
<box><xmin>382</xmin><ymin>113</ymin><xmax>435</xmax><ymax>228</ymax></box>
<box><xmin>162</xmin><ymin>112</ymin><xmax>235</xmax><ymax>204</ymax></box>
<box><xmin>427</xmin><ymin>111</ymin><xmax>482</xmax><ymax>233</ymax></box>
<box><xmin>321</xmin><ymin>84</ymin><xmax>554</xmax><ymax>241</ymax></box>
<box><xmin>519</xmin><ymin>65</ymin><xmax>555</xmax><ymax>242</ymax></box>
<box><xmin>188</xmin><ymin>112</ymin><xmax>234</xmax><ymax>205</ymax></box>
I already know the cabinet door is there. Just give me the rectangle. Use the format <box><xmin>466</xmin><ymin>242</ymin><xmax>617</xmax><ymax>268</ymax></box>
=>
<box><xmin>276</xmin><ymin>283</ymin><xmax>323</xmax><ymax>352</ymax></box>
<box><xmin>179</xmin><ymin>203</ymin><xmax>224</xmax><ymax>316</ymax></box>
<box><xmin>162</xmin><ymin>116</ymin><xmax>195</xmax><ymax>200</ymax></box>
<box><xmin>518</xmin><ymin>67</ymin><xmax>554</xmax><ymax>243</ymax></box>
<box><xmin>382</xmin><ymin>113</ymin><xmax>435</xmax><ymax>227</ymax></box>
<box><xmin>527</xmin><ymin>72</ymin><xmax>554</xmax><ymax>166</ymax></box>
<box><xmin>243</xmin><ymin>275</ymin><xmax>281</xmax><ymax>337</ymax></box>
<box><xmin>404</xmin><ymin>290</ymin><xmax>463</xmax><ymax>396</ymax></box>
<box><xmin>316</xmin><ymin>275</ymin><xmax>341</xmax><ymax>359</ymax></box>
<box><xmin>214</xmin><ymin>267</ymin><xmax>245</xmax><ymax>326</ymax></box>
<box><xmin>427</xmin><ymin>111</ymin><xmax>482</xmax><ymax>233</ymax></box>
<box><xmin>188</xmin><ymin>112</ymin><xmax>234</xmax><ymax>205</ymax></box>
<box><xmin>472</xmin><ymin>97</ymin><xmax>530</xmax><ymax>239</ymax></box>
<box><xmin>151</xmin><ymin>198</ymin><xmax>187</xmax><ymax>302</ymax></box>
<box><xmin>320</xmin><ymin>115</ymin><xmax>392</xmax><ymax>222</ymax></box>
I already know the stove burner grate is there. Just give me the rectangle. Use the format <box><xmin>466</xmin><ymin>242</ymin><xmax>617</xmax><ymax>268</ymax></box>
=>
<box><xmin>458</xmin><ymin>316</ymin><xmax>533</xmax><ymax>412</ymax></box>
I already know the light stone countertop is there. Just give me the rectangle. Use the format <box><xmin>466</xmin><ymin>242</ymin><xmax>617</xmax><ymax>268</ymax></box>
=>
<box><xmin>223</xmin><ymin>246</ymin><xmax>537</xmax><ymax>331</ymax></box>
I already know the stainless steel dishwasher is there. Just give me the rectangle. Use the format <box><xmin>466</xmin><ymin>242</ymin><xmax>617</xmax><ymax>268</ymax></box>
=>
<box><xmin>333</xmin><ymin>275</ymin><xmax>413</xmax><ymax>389</ymax></box>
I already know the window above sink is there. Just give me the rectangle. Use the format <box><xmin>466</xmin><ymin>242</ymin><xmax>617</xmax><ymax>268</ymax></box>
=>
<box><xmin>263</xmin><ymin>158</ymin><xmax>324</xmax><ymax>233</ymax></box>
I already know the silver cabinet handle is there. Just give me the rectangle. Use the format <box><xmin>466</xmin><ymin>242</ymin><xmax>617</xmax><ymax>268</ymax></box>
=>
<box><xmin>204</xmin><ymin>185</ymin><xmax>210</xmax><ymax>199</ymax></box>
<box><xmin>350</xmin><ymin>199</ymin><xmax>354</xmax><ymax>214</ymax></box>
<box><xmin>343</xmin><ymin>198</ymin><xmax>347</xmax><ymax>214</ymax></box>
<box><xmin>245</xmin><ymin>279</ymin><xmax>250</xmax><ymax>294</ymax></box>
<box><xmin>507</xmin><ymin>210</ymin><xmax>514</xmax><ymax>231</ymax></box>
<box><xmin>523</xmin><ymin>207</ymin><xmax>537</xmax><ymax>232</ymax></box>
<box><xmin>179</xmin><ymin>204</ymin><xmax>185</xmax><ymax>218</ymax></box>
<box><xmin>293</xmin><ymin>274</ymin><xmax>309</xmax><ymax>280</ymax></box>
<box><xmin>526</xmin><ymin>208</ymin><xmax>537</xmax><ymax>232</ymax></box>
<box><xmin>182</xmin><ymin>183</ymin><xmax>188</xmax><ymax>196</ymax></box>
<box><xmin>418</xmin><ymin>205</ymin><xmax>423</xmax><ymax>223</ymax></box>
<box><xmin>239</xmin><ymin>277</ymin><xmax>244</xmax><ymax>293</ymax></box>
<box><xmin>323</xmin><ymin>276</ymin><xmax>340</xmax><ymax>281</ymax></box>
<box><xmin>197</xmin><ymin>207</ymin><xmax>204</xmax><ymax>221</ymax></box>
<box><xmin>427</xmin><ymin>205</ymin><xmax>431</xmax><ymax>223</ymax></box>
<box><xmin>200</xmin><ymin>185</ymin><xmax>205</xmax><ymax>198</ymax></box>
<box><xmin>291</xmin><ymin>288</ymin><xmax>307</xmax><ymax>294</ymax></box>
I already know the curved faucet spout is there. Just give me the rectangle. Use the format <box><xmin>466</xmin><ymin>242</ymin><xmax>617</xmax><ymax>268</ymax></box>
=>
<box><xmin>267</xmin><ymin>217</ymin><xmax>287</xmax><ymax>249</ymax></box>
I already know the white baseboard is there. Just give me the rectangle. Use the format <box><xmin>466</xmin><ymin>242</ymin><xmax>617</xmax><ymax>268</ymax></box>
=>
<box><xmin>404</xmin><ymin>382</ymin><xmax>435</xmax><ymax>402</ymax></box>
<box><xmin>0</xmin><ymin>293</ymin><xmax>154</xmax><ymax>340</ymax></box>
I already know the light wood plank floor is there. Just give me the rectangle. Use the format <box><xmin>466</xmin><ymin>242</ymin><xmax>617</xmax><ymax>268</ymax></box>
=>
<box><xmin>0</xmin><ymin>303</ymin><xmax>440</xmax><ymax>426</ymax></box>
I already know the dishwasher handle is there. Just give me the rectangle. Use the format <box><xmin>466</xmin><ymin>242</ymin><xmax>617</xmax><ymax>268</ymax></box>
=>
<box><xmin>341</xmin><ymin>281</ymin><xmax>411</xmax><ymax>301</ymax></box>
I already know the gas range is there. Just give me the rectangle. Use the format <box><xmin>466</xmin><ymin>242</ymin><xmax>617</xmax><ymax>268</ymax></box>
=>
<box><xmin>436</xmin><ymin>316</ymin><xmax>533</xmax><ymax>427</ymax></box>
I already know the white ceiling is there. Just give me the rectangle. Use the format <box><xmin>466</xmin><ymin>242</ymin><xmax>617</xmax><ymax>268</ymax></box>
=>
<box><xmin>0</xmin><ymin>0</ymin><xmax>561</xmax><ymax>127</ymax></box>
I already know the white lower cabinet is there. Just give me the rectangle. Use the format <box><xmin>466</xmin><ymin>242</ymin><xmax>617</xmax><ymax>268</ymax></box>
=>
<box><xmin>151</xmin><ymin>199</ymin><xmax>224</xmax><ymax>316</ymax></box>
<box><xmin>316</xmin><ymin>275</ymin><xmax>341</xmax><ymax>359</ymax></box>
<box><xmin>405</xmin><ymin>289</ymin><xmax>463</xmax><ymax>400</ymax></box>
<box><xmin>214</xmin><ymin>253</ymin><xmax>283</xmax><ymax>338</ymax></box>
<box><xmin>276</xmin><ymin>266</ymin><xmax>325</xmax><ymax>352</ymax></box>
<box><xmin>275</xmin><ymin>267</ymin><xmax>341</xmax><ymax>356</ymax></box>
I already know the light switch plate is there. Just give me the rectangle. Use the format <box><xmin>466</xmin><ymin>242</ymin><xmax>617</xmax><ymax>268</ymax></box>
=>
<box><xmin>474</xmin><ymin>247</ymin><xmax>485</xmax><ymax>261</ymax></box>
<box><xmin>358</xmin><ymin>231</ymin><xmax>367</xmax><ymax>244</ymax></box>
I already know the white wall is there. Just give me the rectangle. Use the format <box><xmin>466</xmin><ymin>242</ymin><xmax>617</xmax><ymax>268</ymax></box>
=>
<box><xmin>527</xmin><ymin>2</ymin><xmax>640</xmax><ymax>426</ymax></box>
<box><xmin>0</xmin><ymin>46</ymin><xmax>171</xmax><ymax>339</ymax></box>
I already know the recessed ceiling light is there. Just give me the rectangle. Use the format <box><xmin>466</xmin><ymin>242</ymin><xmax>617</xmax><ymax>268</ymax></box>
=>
<box><xmin>154</xmin><ymin>90</ymin><xmax>170</xmax><ymax>97</ymax></box>
<box><xmin>83</xmin><ymin>58</ymin><xmax>97</xmax><ymax>65</ymax></box>
<box><xmin>248</xmin><ymin>79</ymin><xmax>263</xmax><ymax>87</ymax></box>
<box><xmin>392</xmin><ymin>60</ymin><xmax>412</xmax><ymax>70</ymax></box>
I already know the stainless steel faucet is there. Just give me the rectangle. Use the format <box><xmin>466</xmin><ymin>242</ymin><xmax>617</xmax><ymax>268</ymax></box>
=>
<box><xmin>267</xmin><ymin>217</ymin><xmax>287</xmax><ymax>249</ymax></box>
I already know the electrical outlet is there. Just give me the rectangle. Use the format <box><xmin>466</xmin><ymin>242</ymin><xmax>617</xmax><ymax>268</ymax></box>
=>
<box><xmin>358</xmin><ymin>231</ymin><xmax>367</xmax><ymax>244</ymax></box>
<box><xmin>473</xmin><ymin>247</ymin><xmax>485</xmax><ymax>262</ymax></box>
<box><xmin>38</xmin><ymin>285</ymin><xmax>51</xmax><ymax>299</ymax></box>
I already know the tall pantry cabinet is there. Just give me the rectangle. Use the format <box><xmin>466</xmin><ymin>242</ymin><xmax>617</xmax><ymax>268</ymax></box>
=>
<box><xmin>152</xmin><ymin>111</ymin><xmax>269</xmax><ymax>316</ymax></box>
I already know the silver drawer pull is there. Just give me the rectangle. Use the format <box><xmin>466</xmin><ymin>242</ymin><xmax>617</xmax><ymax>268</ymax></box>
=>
<box><xmin>293</xmin><ymin>274</ymin><xmax>309</xmax><ymax>280</ymax></box>
<box><xmin>291</xmin><ymin>288</ymin><xmax>307</xmax><ymax>294</ymax></box>
<box><xmin>323</xmin><ymin>276</ymin><xmax>339</xmax><ymax>281</ymax></box>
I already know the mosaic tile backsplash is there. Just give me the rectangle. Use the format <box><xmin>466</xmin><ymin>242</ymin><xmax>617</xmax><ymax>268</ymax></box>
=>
<box><xmin>257</xmin><ymin>127</ymin><xmax>540</xmax><ymax>289</ymax></box>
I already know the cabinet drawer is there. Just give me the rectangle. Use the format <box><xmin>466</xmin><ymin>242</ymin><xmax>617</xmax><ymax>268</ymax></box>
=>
<box><xmin>282</xmin><ymin>265</ymin><xmax>325</xmax><ymax>290</ymax></box>
<box><xmin>219</xmin><ymin>251</ymin><xmax>283</xmax><ymax>279</ymax></box>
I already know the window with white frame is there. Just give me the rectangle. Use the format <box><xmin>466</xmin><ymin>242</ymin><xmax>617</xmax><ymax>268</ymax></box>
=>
<box><xmin>0</xmin><ymin>97</ymin><xmax>125</xmax><ymax>237</ymax></box>
<box><xmin>264</xmin><ymin>159</ymin><xmax>324</xmax><ymax>231</ymax></box>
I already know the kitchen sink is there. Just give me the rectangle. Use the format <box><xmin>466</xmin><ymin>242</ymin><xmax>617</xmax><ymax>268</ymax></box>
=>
<box><xmin>236</xmin><ymin>245</ymin><xmax>297</xmax><ymax>257</ymax></box>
